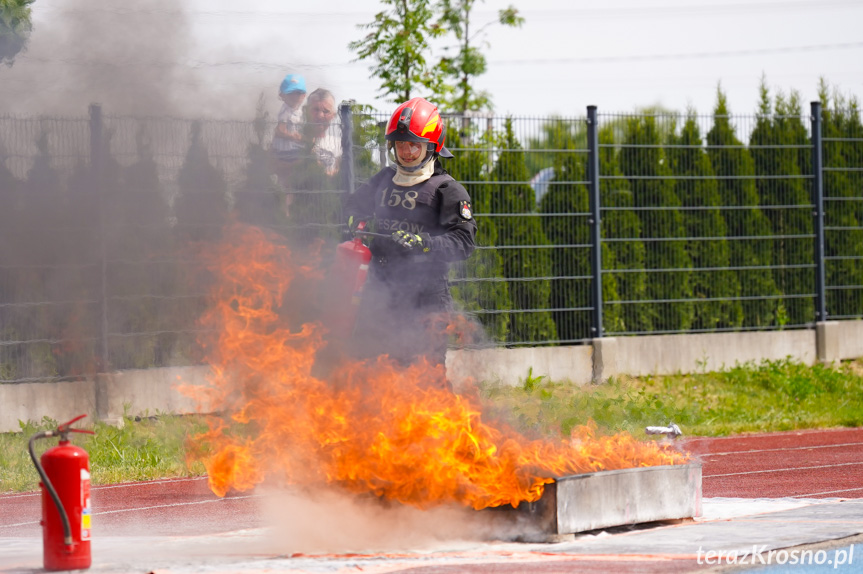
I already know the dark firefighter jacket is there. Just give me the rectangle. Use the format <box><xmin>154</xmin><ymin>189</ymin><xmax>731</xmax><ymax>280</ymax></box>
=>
<box><xmin>344</xmin><ymin>162</ymin><xmax>477</xmax><ymax>289</ymax></box>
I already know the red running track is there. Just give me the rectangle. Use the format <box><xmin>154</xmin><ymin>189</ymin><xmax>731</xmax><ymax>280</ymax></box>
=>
<box><xmin>2</xmin><ymin>426</ymin><xmax>861</xmax><ymax>540</ymax></box>
<box><xmin>0</xmin><ymin>476</ymin><xmax>262</xmax><ymax>538</ymax></box>
<box><xmin>684</xmin><ymin>426</ymin><xmax>863</xmax><ymax>499</ymax></box>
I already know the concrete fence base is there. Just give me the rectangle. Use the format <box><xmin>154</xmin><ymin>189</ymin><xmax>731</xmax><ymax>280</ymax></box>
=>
<box><xmin>1</xmin><ymin>366</ymin><xmax>212</xmax><ymax>433</ymax></box>
<box><xmin>1</xmin><ymin>322</ymin><xmax>859</xmax><ymax>432</ymax></box>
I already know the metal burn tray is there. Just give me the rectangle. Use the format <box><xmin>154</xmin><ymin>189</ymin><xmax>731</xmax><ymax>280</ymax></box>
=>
<box><xmin>492</xmin><ymin>463</ymin><xmax>702</xmax><ymax>536</ymax></box>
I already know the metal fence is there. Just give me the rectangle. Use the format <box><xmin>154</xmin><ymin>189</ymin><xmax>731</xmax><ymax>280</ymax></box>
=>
<box><xmin>0</xmin><ymin>102</ymin><xmax>861</xmax><ymax>383</ymax></box>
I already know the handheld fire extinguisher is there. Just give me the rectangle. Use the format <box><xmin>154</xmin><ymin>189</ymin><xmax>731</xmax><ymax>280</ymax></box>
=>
<box><xmin>327</xmin><ymin>222</ymin><xmax>390</xmax><ymax>337</ymax></box>
<box><xmin>28</xmin><ymin>414</ymin><xmax>95</xmax><ymax>571</ymax></box>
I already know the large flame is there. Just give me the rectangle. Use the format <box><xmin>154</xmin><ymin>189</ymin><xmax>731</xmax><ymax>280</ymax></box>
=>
<box><xmin>187</xmin><ymin>224</ymin><xmax>688</xmax><ymax>510</ymax></box>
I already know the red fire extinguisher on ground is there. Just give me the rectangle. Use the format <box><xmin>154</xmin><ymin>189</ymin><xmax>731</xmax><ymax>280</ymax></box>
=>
<box><xmin>28</xmin><ymin>414</ymin><xmax>95</xmax><ymax>571</ymax></box>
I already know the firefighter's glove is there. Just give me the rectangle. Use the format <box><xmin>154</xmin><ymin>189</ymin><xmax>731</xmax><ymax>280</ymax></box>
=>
<box><xmin>391</xmin><ymin>230</ymin><xmax>431</xmax><ymax>253</ymax></box>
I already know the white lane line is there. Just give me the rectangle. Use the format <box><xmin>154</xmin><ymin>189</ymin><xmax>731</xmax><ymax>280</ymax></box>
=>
<box><xmin>792</xmin><ymin>487</ymin><xmax>863</xmax><ymax>498</ymax></box>
<box><xmin>94</xmin><ymin>493</ymin><xmax>262</xmax><ymax>516</ymax></box>
<box><xmin>0</xmin><ymin>493</ymin><xmax>261</xmax><ymax>529</ymax></box>
<box><xmin>704</xmin><ymin>441</ymin><xmax>863</xmax><ymax>457</ymax></box>
<box><xmin>704</xmin><ymin>460</ymin><xmax>863</xmax><ymax>478</ymax></box>
<box><xmin>92</xmin><ymin>476</ymin><xmax>209</xmax><ymax>490</ymax></box>
<box><xmin>0</xmin><ymin>521</ymin><xmax>40</xmax><ymax>528</ymax></box>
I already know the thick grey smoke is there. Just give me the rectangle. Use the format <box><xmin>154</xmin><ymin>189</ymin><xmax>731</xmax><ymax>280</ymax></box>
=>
<box><xmin>0</xmin><ymin>0</ymin><xmax>281</xmax><ymax>117</ymax></box>
<box><xmin>257</xmin><ymin>487</ymin><xmax>542</xmax><ymax>554</ymax></box>
<box><xmin>0</xmin><ymin>0</ymin><xmax>281</xmax><ymax>383</ymax></box>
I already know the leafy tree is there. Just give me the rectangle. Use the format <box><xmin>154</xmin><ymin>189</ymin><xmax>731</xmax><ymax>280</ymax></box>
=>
<box><xmin>488</xmin><ymin>119</ymin><xmax>557</xmax><ymax>344</ymax></box>
<box><xmin>819</xmin><ymin>80</ymin><xmax>863</xmax><ymax>319</ymax></box>
<box><xmin>437</xmin><ymin>0</ymin><xmax>523</xmax><ymax>114</ymax></box>
<box><xmin>706</xmin><ymin>88</ymin><xmax>780</xmax><ymax>327</ymax></box>
<box><xmin>750</xmin><ymin>83</ymin><xmax>814</xmax><ymax>326</ymax></box>
<box><xmin>620</xmin><ymin>115</ymin><xmax>693</xmax><ymax>332</ymax></box>
<box><xmin>666</xmin><ymin>111</ymin><xmax>742</xmax><ymax>330</ymax></box>
<box><xmin>445</xmin><ymin>123</ymin><xmax>512</xmax><ymax>342</ymax></box>
<box><xmin>349</xmin><ymin>102</ymin><xmax>388</xmax><ymax>183</ymax></box>
<box><xmin>348</xmin><ymin>0</ymin><xmax>447</xmax><ymax>103</ymax></box>
<box><xmin>597</xmin><ymin>124</ymin><xmax>648</xmax><ymax>334</ymax></box>
<box><xmin>0</xmin><ymin>0</ymin><xmax>34</xmax><ymax>66</ymax></box>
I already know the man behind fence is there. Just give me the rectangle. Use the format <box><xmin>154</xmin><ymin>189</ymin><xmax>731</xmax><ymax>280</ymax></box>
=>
<box><xmin>304</xmin><ymin>88</ymin><xmax>341</xmax><ymax>176</ymax></box>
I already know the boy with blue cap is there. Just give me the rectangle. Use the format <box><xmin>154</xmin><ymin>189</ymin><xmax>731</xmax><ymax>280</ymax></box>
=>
<box><xmin>272</xmin><ymin>73</ymin><xmax>306</xmax><ymax>160</ymax></box>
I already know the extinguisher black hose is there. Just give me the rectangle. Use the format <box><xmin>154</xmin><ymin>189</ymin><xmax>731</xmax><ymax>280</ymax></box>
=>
<box><xmin>28</xmin><ymin>431</ymin><xmax>73</xmax><ymax>546</ymax></box>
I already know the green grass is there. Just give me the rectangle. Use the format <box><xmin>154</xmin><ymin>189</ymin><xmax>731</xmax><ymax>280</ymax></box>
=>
<box><xmin>2</xmin><ymin>358</ymin><xmax>862</xmax><ymax>493</ymax></box>
<box><xmin>0</xmin><ymin>414</ymin><xmax>209</xmax><ymax>494</ymax></box>
<box><xmin>481</xmin><ymin>358</ymin><xmax>863</xmax><ymax>438</ymax></box>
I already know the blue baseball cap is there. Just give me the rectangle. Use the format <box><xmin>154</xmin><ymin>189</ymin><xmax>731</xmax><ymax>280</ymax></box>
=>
<box><xmin>279</xmin><ymin>74</ymin><xmax>306</xmax><ymax>95</ymax></box>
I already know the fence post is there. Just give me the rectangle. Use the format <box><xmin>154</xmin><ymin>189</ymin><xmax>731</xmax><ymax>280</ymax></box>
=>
<box><xmin>587</xmin><ymin>105</ymin><xmax>604</xmax><ymax>338</ymax></box>
<box><xmin>89</xmin><ymin>103</ymin><xmax>109</xmax><ymax>372</ymax></box>
<box><xmin>339</xmin><ymin>100</ymin><xmax>355</xmax><ymax>195</ymax></box>
<box><xmin>810</xmin><ymin>101</ymin><xmax>827</xmax><ymax>323</ymax></box>
<box><xmin>810</xmin><ymin>101</ymin><xmax>838</xmax><ymax>363</ymax></box>
<box><xmin>377</xmin><ymin>121</ymin><xmax>388</xmax><ymax>167</ymax></box>
<box><xmin>91</xmin><ymin>103</ymin><xmax>114</xmax><ymax>422</ymax></box>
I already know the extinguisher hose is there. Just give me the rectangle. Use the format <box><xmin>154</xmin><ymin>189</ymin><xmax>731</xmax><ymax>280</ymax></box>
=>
<box><xmin>28</xmin><ymin>431</ymin><xmax>74</xmax><ymax>546</ymax></box>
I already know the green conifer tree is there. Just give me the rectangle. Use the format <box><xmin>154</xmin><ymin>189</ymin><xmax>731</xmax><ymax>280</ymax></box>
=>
<box><xmin>750</xmin><ymin>83</ymin><xmax>814</xmax><ymax>326</ymax></box>
<box><xmin>597</xmin><ymin>125</ymin><xmax>649</xmax><ymax>333</ymax></box>
<box><xmin>819</xmin><ymin>81</ymin><xmax>863</xmax><ymax>319</ymax></box>
<box><xmin>235</xmin><ymin>95</ymin><xmax>283</xmax><ymax>229</ymax></box>
<box><xmin>0</xmin><ymin>144</ymin><xmax>22</xmax><ymax>381</ymax></box>
<box><xmin>0</xmin><ymin>143</ymin><xmax>21</xmax><ymax>264</ymax></box>
<box><xmin>706</xmin><ymin>88</ymin><xmax>780</xmax><ymax>327</ymax></box>
<box><xmin>17</xmin><ymin>130</ymin><xmax>67</xmax><ymax>379</ymax></box>
<box><xmin>666</xmin><ymin>111</ymin><xmax>742</xmax><ymax>330</ymax></box>
<box><xmin>539</xmin><ymin>118</ymin><xmax>622</xmax><ymax>340</ymax></box>
<box><xmin>110</xmin><ymin>123</ymin><xmax>176</xmax><ymax>368</ymax></box>
<box><xmin>174</xmin><ymin>120</ymin><xmax>229</xmax><ymax>243</ymax></box>
<box><xmin>620</xmin><ymin>115</ymin><xmax>693</xmax><ymax>332</ymax></box>
<box><xmin>63</xmin><ymin>130</ymin><xmax>124</xmax><ymax>375</ymax></box>
<box><xmin>489</xmin><ymin>119</ymin><xmax>557</xmax><ymax>344</ymax></box>
<box><xmin>446</xmin><ymin>123</ymin><xmax>512</xmax><ymax>342</ymax></box>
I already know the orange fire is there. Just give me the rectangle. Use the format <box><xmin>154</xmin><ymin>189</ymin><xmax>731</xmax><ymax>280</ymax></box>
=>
<box><xmin>187</xmin><ymin>224</ymin><xmax>688</xmax><ymax>510</ymax></box>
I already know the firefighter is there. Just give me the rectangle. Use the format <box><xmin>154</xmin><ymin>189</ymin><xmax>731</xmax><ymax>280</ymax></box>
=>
<box><xmin>343</xmin><ymin>97</ymin><xmax>477</xmax><ymax>370</ymax></box>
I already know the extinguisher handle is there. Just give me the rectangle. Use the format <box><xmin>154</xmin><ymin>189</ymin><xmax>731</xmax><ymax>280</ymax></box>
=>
<box><xmin>354</xmin><ymin>230</ymin><xmax>391</xmax><ymax>239</ymax></box>
<box><xmin>57</xmin><ymin>414</ymin><xmax>95</xmax><ymax>435</ymax></box>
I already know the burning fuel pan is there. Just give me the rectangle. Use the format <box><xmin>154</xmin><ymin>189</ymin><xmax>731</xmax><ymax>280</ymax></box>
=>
<box><xmin>495</xmin><ymin>463</ymin><xmax>702</xmax><ymax>536</ymax></box>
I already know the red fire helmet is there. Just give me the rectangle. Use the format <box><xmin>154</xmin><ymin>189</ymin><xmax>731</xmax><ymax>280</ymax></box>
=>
<box><xmin>385</xmin><ymin>97</ymin><xmax>453</xmax><ymax>158</ymax></box>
